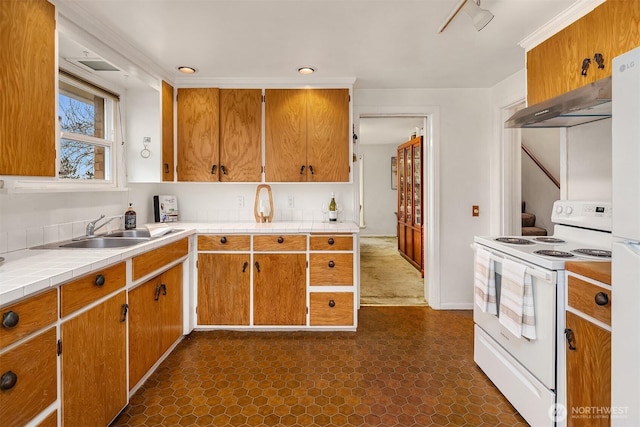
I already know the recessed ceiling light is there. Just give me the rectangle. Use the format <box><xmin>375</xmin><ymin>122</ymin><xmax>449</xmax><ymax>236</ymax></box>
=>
<box><xmin>177</xmin><ymin>66</ymin><xmax>197</xmax><ymax>74</ymax></box>
<box><xmin>297</xmin><ymin>66</ymin><xmax>316</xmax><ymax>75</ymax></box>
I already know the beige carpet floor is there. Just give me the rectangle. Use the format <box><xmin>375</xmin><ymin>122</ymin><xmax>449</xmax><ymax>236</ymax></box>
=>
<box><xmin>359</xmin><ymin>236</ymin><xmax>428</xmax><ymax>306</ymax></box>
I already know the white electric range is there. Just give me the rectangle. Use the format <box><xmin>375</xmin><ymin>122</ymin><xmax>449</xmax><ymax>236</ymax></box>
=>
<box><xmin>472</xmin><ymin>200</ymin><xmax>614</xmax><ymax>426</ymax></box>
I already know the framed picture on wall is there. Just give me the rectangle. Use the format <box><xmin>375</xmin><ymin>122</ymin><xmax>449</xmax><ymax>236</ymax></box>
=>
<box><xmin>391</xmin><ymin>156</ymin><xmax>397</xmax><ymax>190</ymax></box>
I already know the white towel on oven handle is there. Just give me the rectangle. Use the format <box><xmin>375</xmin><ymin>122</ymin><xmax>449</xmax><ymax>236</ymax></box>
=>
<box><xmin>474</xmin><ymin>247</ymin><xmax>497</xmax><ymax>315</ymax></box>
<box><xmin>498</xmin><ymin>258</ymin><xmax>537</xmax><ymax>340</ymax></box>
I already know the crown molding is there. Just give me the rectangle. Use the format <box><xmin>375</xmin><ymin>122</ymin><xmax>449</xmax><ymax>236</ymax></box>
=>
<box><xmin>519</xmin><ymin>0</ymin><xmax>606</xmax><ymax>51</ymax></box>
<box><xmin>175</xmin><ymin>77</ymin><xmax>357</xmax><ymax>89</ymax></box>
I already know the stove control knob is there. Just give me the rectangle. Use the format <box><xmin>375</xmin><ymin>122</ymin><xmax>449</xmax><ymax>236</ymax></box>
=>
<box><xmin>566</xmin><ymin>206</ymin><xmax>574</xmax><ymax>215</ymax></box>
<box><xmin>556</xmin><ymin>205</ymin><xmax>563</xmax><ymax>214</ymax></box>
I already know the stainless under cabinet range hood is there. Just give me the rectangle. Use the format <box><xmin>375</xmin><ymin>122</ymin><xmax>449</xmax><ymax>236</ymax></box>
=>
<box><xmin>505</xmin><ymin>76</ymin><xmax>611</xmax><ymax>128</ymax></box>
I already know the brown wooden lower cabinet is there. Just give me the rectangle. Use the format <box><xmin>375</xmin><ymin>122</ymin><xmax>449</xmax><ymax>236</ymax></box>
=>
<box><xmin>61</xmin><ymin>291</ymin><xmax>127</xmax><ymax>426</ymax></box>
<box><xmin>129</xmin><ymin>264</ymin><xmax>183</xmax><ymax>389</ymax></box>
<box><xmin>0</xmin><ymin>327</ymin><xmax>57</xmax><ymax>427</ymax></box>
<box><xmin>197</xmin><ymin>253</ymin><xmax>250</xmax><ymax>325</ymax></box>
<box><xmin>253</xmin><ymin>253</ymin><xmax>306</xmax><ymax>325</ymax></box>
<box><xmin>565</xmin><ymin>310</ymin><xmax>611</xmax><ymax>426</ymax></box>
<box><xmin>309</xmin><ymin>292</ymin><xmax>354</xmax><ymax>326</ymax></box>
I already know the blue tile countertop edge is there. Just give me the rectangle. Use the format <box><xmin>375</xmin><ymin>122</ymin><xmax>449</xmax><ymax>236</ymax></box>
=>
<box><xmin>0</xmin><ymin>221</ymin><xmax>360</xmax><ymax>307</ymax></box>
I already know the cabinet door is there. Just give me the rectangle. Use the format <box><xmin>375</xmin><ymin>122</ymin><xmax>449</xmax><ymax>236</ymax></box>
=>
<box><xmin>253</xmin><ymin>253</ymin><xmax>306</xmax><ymax>325</ymax></box>
<box><xmin>159</xmin><ymin>264</ymin><xmax>183</xmax><ymax>354</ymax></box>
<box><xmin>565</xmin><ymin>311</ymin><xmax>611</xmax><ymax>426</ymax></box>
<box><xmin>265</xmin><ymin>89</ymin><xmax>308</xmax><ymax>182</ymax></box>
<box><xmin>220</xmin><ymin>89</ymin><xmax>262</xmax><ymax>182</ymax></box>
<box><xmin>128</xmin><ymin>279</ymin><xmax>161</xmax><ymax>389</ymax></box>
<box><xmin>162</xmin><ymin>80</ymin><xmax>175</xmax><ymax>181</ymax></box>
<box><xmin>61</xmin><ymin>291</ymin><xmax>127</xmax><ymax>426</ymax></box>
<box><xmin>177</xmin><ymin>88</ymin><xmax>219</xmax><ymax>181</ymax></box>
<box><xmin>306</xmin><ymin>89</ymin><xmax>350</xmax><ymax>182</ymax></box>
<box><xmin>198</xmin><ymin>253</ymin><xmax>250</xmax><ymax>325</ymax></box>
<box><xmin>0</xmin><ymin>0</ymin><xmax>56</xmax><ymax>176</ymax></box>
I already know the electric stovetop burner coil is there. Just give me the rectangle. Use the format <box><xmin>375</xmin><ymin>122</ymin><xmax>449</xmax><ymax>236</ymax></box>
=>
<box><xmin>495</xmin><ymin>237</ymin><xmax>534</xmax><ymax>245</ymax></box>
<box><xmin>534</xmin><ymin>250</ymin><xmax>575</xmax><ymax>258</ymax></box>
<box><xmin>533</xmin><ymin>237</ymin><xmax>566</xmax><ymax>244</ymax></box>
<box><xmin>572</xmin><ymin>248</ymin><xmax>612</xmax><ymax>258</ymax></box>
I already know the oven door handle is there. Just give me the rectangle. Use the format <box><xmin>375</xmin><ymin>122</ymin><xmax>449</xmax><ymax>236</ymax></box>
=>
<box><xmin>470</xmin><ymin>243</ymin><xmax>554</xmax><ymax>283</ymax></box>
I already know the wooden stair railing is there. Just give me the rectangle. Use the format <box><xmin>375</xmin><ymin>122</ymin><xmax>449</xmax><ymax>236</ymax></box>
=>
<box><xmin>521</xmin><ymin>144</ymin><xmax>560</xmax><ymax>189</ymax></box>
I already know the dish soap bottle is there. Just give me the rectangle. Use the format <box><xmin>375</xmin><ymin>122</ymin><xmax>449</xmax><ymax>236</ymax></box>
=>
<box><xmin>328</xmin><ymin>193</ymin><xmax>338</xmax><ymax>222</ymax></box>
<box><xmin>125</xmin><ymin>203</ymin><xmax>137</xmax><ymax>230</ymax></box>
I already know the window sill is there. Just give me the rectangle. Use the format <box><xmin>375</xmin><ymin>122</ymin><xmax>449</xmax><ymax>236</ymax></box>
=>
<box><xmin>0</xmin><ymin>179</ymin><xmax>129</xmax><ymax>194</ymax></box>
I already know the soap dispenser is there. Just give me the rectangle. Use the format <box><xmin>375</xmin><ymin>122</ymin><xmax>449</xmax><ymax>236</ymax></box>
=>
<box><xmin>125</xmin><ymin>203</ymin><xmax>137</xmax><ymax>230</ymax></box>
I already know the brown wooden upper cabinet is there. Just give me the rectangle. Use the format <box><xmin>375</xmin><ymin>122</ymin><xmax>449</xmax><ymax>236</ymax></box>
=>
<box><xmin>161</xmin><ymin>80</ymin><xmax>175</xmax><ymax>181</ymax></box>
<box><xmin>527</xmin><ymin>0</ymin><xmax>640</xmax><ymax>105</ymax></box>
<box><xmin>265</xmin><ymin>88</ymin><xmax>350</xmax><ymax>182</ymax></box>
<box><xmin>0</xmin><ymin>0</ymin><xmax>56</xmax><ymax>176</ymax></box>
<box><xmin>177</xmin><ymin>88</ymin><xmax>262</xmax><ymax>182</ymax></box>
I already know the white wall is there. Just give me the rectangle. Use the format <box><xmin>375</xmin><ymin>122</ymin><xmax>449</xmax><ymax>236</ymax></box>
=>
<box><xmin>359</xmin><ymin>143</ymin><xmax>398</xmax><ymax>236</ymax></box>
<box><xmin>126</xmin><ymin>87</ymin><xmax>161</xmax><ymax>183</ymax></box>
<box><xmin>354</xmin><ymin>88</ymin><xmax>492</xmax><ymax>309</ymax></box>
<box><xmin>521</xmin><ymin>128</ymin><xmax>561</xmax><ymax>232</ymax></box>
<box><xmin>566</xmin><ymin>118</ymin><xmax>612</xmax><ymax>201</ymax></box>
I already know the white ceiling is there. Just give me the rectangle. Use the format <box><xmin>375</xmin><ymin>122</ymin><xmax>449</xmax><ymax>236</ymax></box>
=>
<box><xmin>56</xmin><ymin>0</ymin><xmax>579</xmax><ymax>90</ymax></box>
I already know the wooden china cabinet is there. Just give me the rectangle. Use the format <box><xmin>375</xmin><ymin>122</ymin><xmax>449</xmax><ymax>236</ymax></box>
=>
<box><xmin>397</xmin><ymin>136</ymin><xmax>424</xmax><ymax>275</ymax></box>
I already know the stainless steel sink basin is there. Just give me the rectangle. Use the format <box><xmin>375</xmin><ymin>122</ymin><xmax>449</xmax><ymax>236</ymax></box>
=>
<box><xmin>57</xmin><ymin>237</ymin><xmax>149</xmax><ymax>249</ymax></box>
<box><xmin>104</xmin><ymin>229</ymin><xmax>151</xmax><ymax>238</ymax></box>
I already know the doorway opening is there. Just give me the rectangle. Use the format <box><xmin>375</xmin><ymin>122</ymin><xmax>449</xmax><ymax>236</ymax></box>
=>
<box><xmin>357</xmin><ymin>116</ymin><xmax>428</xmax><ymax>306</ymax></box>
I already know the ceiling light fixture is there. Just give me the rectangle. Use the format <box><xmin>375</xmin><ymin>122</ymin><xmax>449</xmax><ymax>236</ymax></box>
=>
<box><xmin>437</xmin><ymin>0</ymin><xmax>494</xmax><ymax>33</ymax></box>
<box><xmin>177</xmin><ymin>66</ymin><xmax>197</xmax><ymax>74</ymax></box>
<box><xmin>297</xmin><ymin>66</ymin><xmax>316</xmax><ymax>75</ymax></box>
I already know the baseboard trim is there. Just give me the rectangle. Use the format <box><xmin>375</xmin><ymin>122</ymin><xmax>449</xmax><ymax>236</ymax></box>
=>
<box><xmin>439</xmin><ymin>302</ymin><xmax>474</xmax><ymax>310</ymax></box>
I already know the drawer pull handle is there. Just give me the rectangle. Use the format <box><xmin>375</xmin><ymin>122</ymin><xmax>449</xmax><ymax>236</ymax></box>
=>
<box><xmin>594</xmin><ymin>52</ymin><xmax>605</xmax><ymax>69</ymax></box>
<box><xmin>300</xmin><ymin>165</ymin><xmax>305</xmax><ymax>175</ymax></box>
<box><xmin>154</xmin><ymin>285</ymin><xmax>162</xmax><ymax>301</ymax></box>
<box><xmin>242</xmin><ymin>261</ymin><xmax>249</xmax><ymax>273</ymax></box>
<box><xmin>164</xmin><ymin>163</ymin><xmax>170</xmax><ymax>174</ymax></box>
<box><xmin>1</xmin><ymin>371</ymin><xmax>18</xmax><ymax>391</ymax></box>
<box><xmin>277</xmin><ymin>236</ymin><xmax>284</xmax><ymax>244</ymax></box>
<box><xmin>328</xmin><ymin>260</ymin><xmax>335</xmax><ymax>268</ymax></box>
<box><xmin>161</xmin><ymin>283</ymin><xmax>167</xmax><ymax>296</ymax></box>
<box><xmin>565</xmin><ymin>328</ymin><xmax>576</xmax><ymax>351</ymax></box>
<box><xmin>220</xmin><ymin>236</ymin><xmax>227</xmax><ymax>244</ymax></box>
<box><xmin>581</xmin><ymin>57</ymin><xmax>591</xmax><ymax>76</ymax></box>
<box><xmin>2</xmin><ymin>311</ymin><xmax>19</xmax><ymax>329</ymax></box>
<box><xmin>120</xmin><ymin>303</ymin><xmax>129</xmax><ymax>323</ymax></box>
<box><xmin>595</xmin><ymin>292</ymin><xmax>609</xmax><ymax>306</ymax></box>
<box><xmin>328</xmin><ymin>238</ymin><xmax>335</xmax><ymax>245</ymax></box>
<box><xmin>211</xmin><ymin>164</ymin><xmax>217</xmax><ymax>175</ymax></box>
<box><xmin>254</xmin><ymin>261</ymin><xmax>261</xmax><ymax>273</ymax></box>
<box><xmin>328</xmin><ymin>300</ymin><xmax>336</xmax><ymax>308</ymax></box>
<box><xmin>95</xmin><ymin>274</ymin><xmax>106</xmax><ymax>287</ymax></box>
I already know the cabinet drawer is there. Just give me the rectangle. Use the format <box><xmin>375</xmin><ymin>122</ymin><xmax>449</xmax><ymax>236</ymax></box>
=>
<box><xmin>310</xmin><ymin>234</ymin><xmax>353</xmax><ymax>251</ymax></box>
<box><xmin>133</xmin><ymin>237</ymin><xmax>188</xmax><ymax>281</ymax></box>
<box><xmin>254</xmin><ymin>234</ymin><xmax>306</xmax><ymax>251</ymax></box>
<box><xmin>60</xmin><ymin>262</ymin><xmax>125</xmax><ymax>317</ymax></box>
<box><xmin>568</xmin><ymin>275</ymin><xmax>611</xmax><ymax>326</ymax></box>
<box><xmin>0</xmin><ymin>327</ymin><xmax>57</xmax><ymax>427</ymax></box>
<box><xmin>198</xmin><ymin>234</ymin><xmax>250</xmax><ymax>251</ymax></box>
<box><xmin>309</xmin><ymin>293</ymin><xmax>354</xmax><ymax>326</ymax></box>
<box><xmin>0</xmin><ymin>289</ymin><xmax>57</xmax><ymax>348</ymax></box>
<box><xmin>310</xmin><ymin>253</ymin><xmax>353</xmax><ymax>286</ymax></box>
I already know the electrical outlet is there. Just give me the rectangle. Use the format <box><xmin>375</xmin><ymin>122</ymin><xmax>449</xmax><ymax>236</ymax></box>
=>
<box><xmin>288</xmin><ymin>195</ymin><xmax>295</xmax><ymax>208</ymax></box>
<box><xmin>237</xmin><ymin>195</ymin><xmax>244</xmax><ymax>208</ymax></box>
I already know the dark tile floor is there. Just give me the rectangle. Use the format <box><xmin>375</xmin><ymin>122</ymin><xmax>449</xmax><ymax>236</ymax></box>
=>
<box><xmin>111</xmin><ymin>307</ymin><xmax>527</xmax><ymax>426</ymax></box>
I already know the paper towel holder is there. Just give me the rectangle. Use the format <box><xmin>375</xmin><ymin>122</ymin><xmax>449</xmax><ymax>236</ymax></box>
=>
<box><xmin>254</xmin><ymin>184</ymin><xmax>273</xmax><ymax>223</ymax></box>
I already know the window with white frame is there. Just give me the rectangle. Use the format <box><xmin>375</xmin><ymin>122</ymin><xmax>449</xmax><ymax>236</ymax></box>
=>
<box><xmin>58</xmin><ymin>72</ymin><xmax>118</xmax><ymax>181</ymax></box>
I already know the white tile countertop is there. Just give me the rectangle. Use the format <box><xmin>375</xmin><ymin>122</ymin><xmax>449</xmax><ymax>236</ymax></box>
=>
<box><xmin>0</xmin><ymin>221</ymin><xmax>360</xmax><ymax>306</ymax></box>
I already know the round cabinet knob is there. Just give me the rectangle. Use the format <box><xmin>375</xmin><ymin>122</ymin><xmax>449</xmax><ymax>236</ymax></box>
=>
<box><xmin>277</xmin><ymin>236</ymin><xmax>284</xmax><ymax>244</ymax></box>
<box><xmin>2</xmin><ymin>311</ymin><xmax>19</xmax><ymax>329</ymax></box>
<box><xmin>328</xmin><ymin>238</ymin><xmax>335</xmax><ymax>245</ymax></box>
<box><xmin>1</xmin><ymin>371</ymin><xmax>17</xmax><ymax>391</ymax></box>
<box><xmin>94</xmin><ymin>274</ymin><xmax>105</xmax><ymax>287</ymax></box>
<box><xmin>220</xmin><ymin>236</ymin><xmax>227</xmax><ymax>244</ymax></box>
<box><xmin>595</xmin><ymin>292</ymin><xmax>609</xmax><ymax>306</ymax></box>
<box><xmin>328</xmin><ymin>300</ymin><xmax>336</xmax><ymax>308</ymax></box>
<box><xmin>328</xmin><ymin>260</ymin><xmax>335</xmax><ymax>268</ymax></box>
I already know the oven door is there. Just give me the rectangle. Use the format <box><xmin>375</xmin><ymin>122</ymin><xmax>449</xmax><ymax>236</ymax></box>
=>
<box><xmin>472</xmin><ymin>244</ymin><xmax>559</xmax><ymax>389</ymax></box>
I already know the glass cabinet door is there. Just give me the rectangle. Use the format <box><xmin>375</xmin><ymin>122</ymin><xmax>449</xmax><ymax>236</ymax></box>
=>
<box><xmin>413</xmin><ymin>142</ymin><xmax>421</xmax><ymax>226</ymax></box>
<box><xmin>398</xmin><ymin>150</ymin><xmax>405</xmax><ymax>223</ymax></box>
<box><xmin>405</xmin><ymin>147</ymin><xmax>412</xmax><ymax>224</ymax></box>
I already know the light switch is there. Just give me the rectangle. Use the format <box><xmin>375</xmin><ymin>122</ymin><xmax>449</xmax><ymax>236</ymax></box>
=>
<box><xmin>472</xmin><ymin>205</ymin><xmax>480</xmax><ymax>217</ymax></box>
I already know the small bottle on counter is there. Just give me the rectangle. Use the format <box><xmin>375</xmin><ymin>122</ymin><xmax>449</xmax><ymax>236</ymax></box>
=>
<box><xmin>125</xmin><ymin>203</ymin><xmax>137</xmax><ymax>230</ymax></box>
<box><xmin>328</xmin><ymin>193</ymin><xmax>338</xmax><ymax>222</ymax></box>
